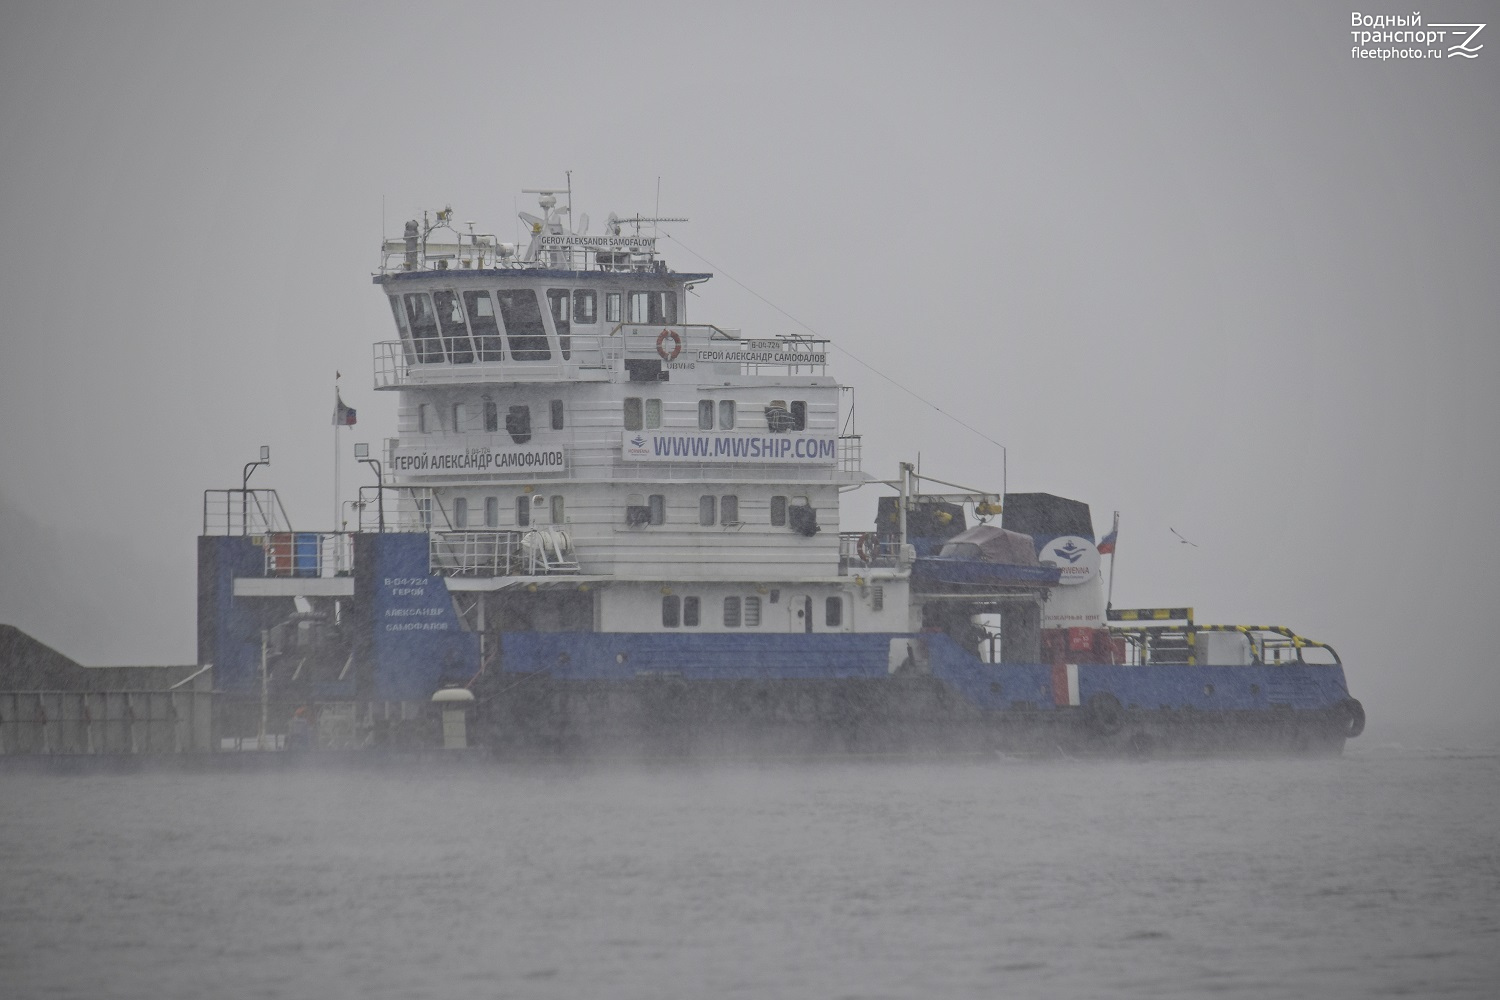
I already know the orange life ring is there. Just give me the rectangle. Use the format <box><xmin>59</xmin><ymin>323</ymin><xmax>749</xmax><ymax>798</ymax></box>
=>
<box><xmin>656</xmin><ymin>328</ymin><xmax>682</xmax><ymax>361</ymax></box>
<box><xmin>856</xmin><ymin>532</ymin><xmax>878</xmax><ymax>563</ymax></box>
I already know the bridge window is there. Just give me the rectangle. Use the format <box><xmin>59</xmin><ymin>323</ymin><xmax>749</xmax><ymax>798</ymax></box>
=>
<box><xmin>546</xmin><ymin>289</ymin><xmax>571</xmax><ymax>360</ymax></box>
<box><xmin>484</xmin><ymin>496</ymin><xmax>498</xmax><ymax>527</ymax></box>
<box><xmin>825</xmin><ymin>596</ymin><xmax>843</xmax><ymax>628</ymax></box>
<box><xmin>683</xmin><ymin>596</ymin><xmax>700</xmax><ymax>627</ymax></box>
<box><xmin>404</xmin><ymin>293</ymin><xmax>442</xmax><ymax>363</ymax></box>
<box><xmin>463</xmin><ymin>291</ymin><xmax>503</xmax><ymax>362</ymax></box>
<box><xmin>453</xmin><ymin>497</ymin><xmax>468</xmax><ymax>529</ymax></box>
<box><xmin>720</xmin><ymin>495</ymin><xmax>738</xmax><ymax>524</ymax></box>
<box><xmin>627</xmin><ymin>290</ymin><xmax>677</xmax><ymax>325</ymax></box>
<box><xmin>662</xmin><ymin>595</ymin><xmax>680</xmax><ymax>628</ymax></box>
<box><xmin>698</xmin><ymin>399</ymin><xmax>714</xmax><ymax>430</ymax></box>
<box><xmin>744</xmin><ymin>596</ymin><xmax>761</xmax><ymax>627</ymax></box>
<box><xmin>388</xmin><ymin>296</ymin><xmax>415</xmax><ymax>363</ymax></box>
<box><xmin>648</xmin><ymin>494</ymin><xmax>666</xmax><ymax>525</ymax></box>
<box><xmin>770</xmin><ymin>495</ymin><xmax>788</xmax><ymax>526</ymax></box>
<box><xmin>495</xmin><ymin>289</ymin><xmax>550</xmax><ymax>361</ymax></box>
<box><xmin>699</xmin><ymin>495</ymin><xmax>716</xmax><ymax>526</ymax></box>
<box><xmin>433</xmin><ymin>290</ymin><xmax>474</xmax><ymax>363</ymax></box>
<box><xmin>718</xmin><ymin>400</ymin><xmax>735</xmax><ymax>429</ymax></box>
<box><xmin>484</xmin><ymin>400</ymin><xmax>498</xmax><ymax>433</ymax></box>
<box><xmin>723</xmin><ymin>596</ymin><xmax>741</xmax><ymax>628</ymax></box>
<box><xmin>550</xmin><ymin>399</ymin><xmax>564</xmax><ymax>430</ymax></box>
<box><xmin>605</xmin><ymin>292</ymin><xmax>621</xmax><ymax>323</ymax></box>
<box><xmin>515</xmin><ymin>496</ymin><xmax>530</xmax><ymax>527</ymax></box>
<box><xmin>573</xmin><ymin>290</ymin><xmax>597</xmax><ymax>325</ymax></box>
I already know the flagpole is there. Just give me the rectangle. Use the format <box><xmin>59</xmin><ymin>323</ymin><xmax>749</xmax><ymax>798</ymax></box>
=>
<box><xmin>1105</xmin><ymin>510</ymin><xmax>1120</xmax><ymax>610</ymax></box>
<box><xmin>333</xmin><ymin>378</ymin><xmax>341</xmax><ymax>532</ymax></box>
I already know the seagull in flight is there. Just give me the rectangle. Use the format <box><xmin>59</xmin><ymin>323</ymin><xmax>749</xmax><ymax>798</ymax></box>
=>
<box><xmin>1170</xmin><ymin>527</ymin><xmax>1198</xmax><ymax>547</ymax></box>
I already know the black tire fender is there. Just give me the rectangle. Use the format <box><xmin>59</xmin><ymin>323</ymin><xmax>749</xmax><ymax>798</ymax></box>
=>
<box><xmin>1085</xmin><ymin>692</ymin><xmax>1124</xmax><ymax>736</ymax></box>
<box><xmin>1340</xmin><ymin>698</ymin><xmax>1365</xmax><ymax>738</ymax></box>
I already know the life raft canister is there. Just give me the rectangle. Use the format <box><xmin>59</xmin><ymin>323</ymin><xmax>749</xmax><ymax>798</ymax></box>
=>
<box><xmin>656</xmin><ymin>328</ymin><xmax>682</xmax><ymax>361</ymax></box>
<box><xmin>856</xmin><ymin>532</ymin><xmax>878</xmax><ymax>563</ymax></box>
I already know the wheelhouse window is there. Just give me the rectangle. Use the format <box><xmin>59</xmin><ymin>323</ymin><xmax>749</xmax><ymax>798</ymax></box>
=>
<box><xmin>495</xmin><ymin>289</ymin><xmax>550</xmax><ymax>360</ymax></box>
<box><xmin>699</xmin><ymin>495</ymin><xmax>716</xmax><ymax>526</ymax></box>
<box><xmin>605</xmin><ymin>292</ymin><xmax>621</xmax><ymax>323</ymax></box>
<box><xmin>723</xmin><ymin>596</ymin><xmax>741</xmax><ymax>628</ymax></box>
<box><xmin>573</xmin><ymin>290</ymin><xmax>597</xmax><ymax>325</ymax></box>
<box><xmin>648</xmin><ymin>494</ymin><xmax>666</xmax><ymax>525</ymax></box>
<box><xmin>463</xmin><ymin>291</ymin><xmax>503</xmax><ymax>362</ymax></box>
<box><xmin>550</xmin><ymin>399</ymin><xmax>564</xmax><ymax>430</ymax></box>
<box><xmin>662</xmin><ymin>596</ymin><xmax>681</xmax><ymax>628</ymax></box>
<box><xmin>627</xmin><ymin>290</ymin><xmax>677</xmax><ymax>325</ymax></box>
<box><xmin>698</xmin><ymin>399</ymin><xmax>714</xmax><ymax>430</ymax></box>
<box><xmin>770</xmin><ymin>495</ymin><xmax>788</xmax><ymax>526</ymax></box>
<box><xmin>432</xmin><ymin>290</ymin><xmax>474</xmax><ymax>363</ymax></box>
<box><xmin>718</xmin><ymin>400</ymin><xmax>735</xmax><ymax>429</ymax></box>
<box><xmin>404</xmin><ymin>293</ymin><xmax>442</xmax><ymax>363</ymax></box>
<box><xmin>546</xmin><ymin>289</ymin><xmax>571</xmax><ymax>360</ymax></box>
<box><xmin>388</xmin><ymin>296</ymin><xmax>416</xmax><ymax>363</ymax></box>
<box><xmin>515</xmin><ymin>496</ymin><xmax>530</xmax><ymax>527</ymax></box>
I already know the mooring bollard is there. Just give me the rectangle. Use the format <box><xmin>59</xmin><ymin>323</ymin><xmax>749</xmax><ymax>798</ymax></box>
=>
<box><xmin>431</xmin><ymin>688</ymin><xmax>475</xmax><ymax>749</ymax></box>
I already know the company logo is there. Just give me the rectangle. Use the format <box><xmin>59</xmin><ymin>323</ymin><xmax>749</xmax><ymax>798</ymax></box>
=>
<box><xmin>630</xmin><ymin>435</ymin><xmax>646</xmax><ymax>448</ymax></box>
<box><xmin>1052</xmin><ymin>540</ymin><xmax>1087</xmax><ymax>564</ymax></box>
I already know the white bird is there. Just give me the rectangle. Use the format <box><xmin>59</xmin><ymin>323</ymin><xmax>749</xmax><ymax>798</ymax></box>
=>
<box><xmin>1170</xmin><ymin>527</ymin><xmax>1198</xmax><ymax>547</ymax></box>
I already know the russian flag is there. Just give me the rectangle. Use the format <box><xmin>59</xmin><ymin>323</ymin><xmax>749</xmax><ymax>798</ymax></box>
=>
<box><xmin>333</xmin><ymin>391</ymin><xmax>357</xmax><ymax>426</ymax></box>
<box><xmin>1097</xmin><ymin>528</ymin><xmax>1117</xmax><ymax>556</ymax></box>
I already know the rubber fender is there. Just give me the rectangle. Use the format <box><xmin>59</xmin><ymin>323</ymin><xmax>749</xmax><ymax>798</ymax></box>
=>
<box><xmin>1341</xmin><ymin>698</ymin><xmax>1366</xmax><ymax>738</ymax></box>
<box><xmin>1085</xmin><ymin>692</ymin><xmax>1124</xmax><ymax>736</ymax></box>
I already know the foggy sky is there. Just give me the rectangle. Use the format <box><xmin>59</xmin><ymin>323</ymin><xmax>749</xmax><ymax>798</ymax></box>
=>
<box><xmin>1</xmin><ymin>1</ymin><xmax>1496</xmax><ymax>739</ymax></box>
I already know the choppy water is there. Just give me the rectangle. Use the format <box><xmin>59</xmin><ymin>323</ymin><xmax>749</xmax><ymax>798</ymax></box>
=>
<box><xmin>2</xmin><ymin>744</ymin><xmax>1497</xmax><ymax>999</ymax></box>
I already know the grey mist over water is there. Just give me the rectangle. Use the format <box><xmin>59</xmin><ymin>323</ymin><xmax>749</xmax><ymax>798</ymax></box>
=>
<box><xmin>4</xmin><ymin>750</ymin><xmax>1498</xmax><ymax>998</ymax></box>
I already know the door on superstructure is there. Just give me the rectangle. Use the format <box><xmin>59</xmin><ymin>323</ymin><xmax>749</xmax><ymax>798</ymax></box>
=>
<box><xmin>789</xmin><ymin>594</ymin><xmax>814</xmax><ymax>634</ymax></box>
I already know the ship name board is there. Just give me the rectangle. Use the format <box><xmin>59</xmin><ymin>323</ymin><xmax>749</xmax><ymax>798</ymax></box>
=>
<box><xmin>621</xmin><ymin>431</ymin><xmax>838</xmax><ymax>464</ymax></box>
<box><xmin>697</xmin><ymin>349</ymin><xmax>827</xmax><ymax>364</ymax></box>
<box><xmin>390</xmin><ymin>445</ymin><xmax>566</xmax><ymax>473</ymax></box>
<box><xmin>538</xmin><ymin>234</ymin><xmax>657</xmax><ymax>250</ymax></box>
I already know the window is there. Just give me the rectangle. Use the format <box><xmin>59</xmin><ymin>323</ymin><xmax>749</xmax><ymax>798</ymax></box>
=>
<box><xmin>495</xmin><ymin>289</ymin><xmax>550</xmax><ymax>360</ymax></box>
<box><xmin>720</xmin><ymin>495</ymin><xmax>738</xmax><ymax>524</ymax></box>
<box><xmin>463</xmin><ymin>291</ymin><xmax>503</xmax><ymax>361</ymax></box>
<box><xmin>698</xmin><ymin>399</ymin><xmax>714</xmax><ymax>430</ymax></box>
<box><xmin>662</xmin><ymin>596</ymin><xmax>681</xmax><ymax>628</ymax></box>
<box><xmin>626</xmin><ymin>290</ymin><xmax>678</xmax><ymax>325</ymax></box>
<box><xmin>744</xmin><ymin>596</ymin><xmax>761</xmax><ymax>627</ymax></box>
<box><xmin>546</xmin><ymin>289</ymin><xmax>571</xmax><ymax>360</ymax></box>
<box><xmin>770</xmin><ymin>495</ymin><xmax>788</xmax><ymax>526</ymax></box>
<box><xmin>506</xmin><ymin>405</ymin><xmax>531</xmax><ymax>444</ymax></box>
<box><xmin>624</xmin><ymin>397</ymin><xmax>643</xmax><ymax>431</ymax></box>
<box><xmin>825</xmin><ymin>596</ymin><xmax>843</xmax><ymax>628</ymax></box>
<box><xmin>419</xmin><ymin>403</ymin><xmax>434</xmax><ymax>434</ymax></box>
<box><xmin>699</xmin><ymin>495</ymin><xmax>716</xmax><ymax>526</ymax></box>
<box><xmin>404</xmin><ymin>293</ymin><xmax>442</xmax><ymax>363</ymax></box>
<box><xmin>645</xmin><ymin>398</ymin><xmax>662</xmax><ymax>429</ymax></box>
<box><xmin>389</xmin><ymin>296</ymin><xmax>415</xmax><ymax>363</ymax></box>
<box><xmin>516</xmin><ymin>496</ymin><xmax>530</xmax><ymax>527</ymax></box>
<box><xmin>452</xmin><ymin>403</ymin><xmax>466</xmax><ymax>432</ymax></box>
<box><xmin>573</xmin><ymin>290</ymin><xmax>597</xmax><ymax>325</ymax></box>
<box><xmin>484</xmin><ymin>496</ymin><xmax>499</xmax><ymax>528</ymax></box>
<box><xmin>683</xmin><ymin>596</ymin><xmax>700</xmax><ymax>627</ymax></box>
<box><xmin>648</xmin><ymin>494</ymin><xmax>666</xmax><ymax>525</ymax></box>
<box><xmin>433</xmin><ymin>290</ymin><xmax>474</xmax><ymax>363</ymax></box>
<box><xmin>791</xmin><ymin>400</ymin><xmax>807</xmax><ymax>431</ymax></box>
<box><xmin>550</xmin><ymin>495</ymin><xmax>564</xmax><ymax>524</ymax></box>
<box><xmin>484</xmin><ymin>400</ymin><xmax>498</xmax><ymax>432</ymax></box>
<box><xmin>627</xmin><ymin>291</ymin><xmax>649</xmax><ymax>324</ymax></box>
<box><xmin>718</xmin><ymin>400</ymin><xmax>735</xmax><ymax>429</ymax></box>
<box><xmin>723</xmin><ymin>596</ymin><xmax>741</xmax><ymax>628</ymax></box>
<box><xmin>605</xmin><ymin>292</ymin><xmax>621</xmax><ymax>323</ymax></box>
<box><xmin>417</xmin><ymin>497</ymin><xmax>433</xmax><ymax>532</ymax></box>
<box><xmin>453</xmin><ymin>497</ymin><xmax>468</xmax><ymax>529</ymax></box>
<box><xmin>550</xmin><ymin>399</ymin><xmax>564</xmax><ymax>430</ymax></box>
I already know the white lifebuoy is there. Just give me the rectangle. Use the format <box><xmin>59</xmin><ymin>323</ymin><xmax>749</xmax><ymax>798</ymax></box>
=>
<box><xmin>656</xmin><ymin>328</ymin><xmax>682</xmax><ymax>361</ymax></box>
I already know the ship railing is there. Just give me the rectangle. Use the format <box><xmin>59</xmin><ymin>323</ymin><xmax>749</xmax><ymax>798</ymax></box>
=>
<box><xmin>838</xmin><ymin>434</ymin><xmax>862</xmax><ymax>476</ymax></box>
<box><xmin>378</xmin><ymin>243</ymin><xmax>663</xmax><ymax>276</ymax></box>
<box><xmin>429</xmin><ymin>528</ymin><xmax>579</xmax><ymax>577</ymax></box>
<box><xmin>260</xmin><ymin>531</ymin><xmax>355</xmax><ymax>578</ymax></box>
<box><xmin>1107</xmin><ymin>622</ymin><xmax>1341</xmax><ymax>666</ymax></box>
<box><xmin>838</xmin><ymin>531</ymin><xmax>901</xmax><ymax>573</ymax></box>
<box><xmin>203</xmin><ymin>489</ymin><xmax>293</xmax><ymax>536</ymax></box>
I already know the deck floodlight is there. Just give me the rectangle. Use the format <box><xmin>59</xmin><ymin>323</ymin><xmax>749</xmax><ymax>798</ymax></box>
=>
<box><xmin>354</xmin><ymin>442</ymin><xmax>370</xmax><ymax>458</ymax></box>
<box><xmin>259</xmin><ymin>445</ymin><xmax>270</xmax><ymax>462</ymax></box>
